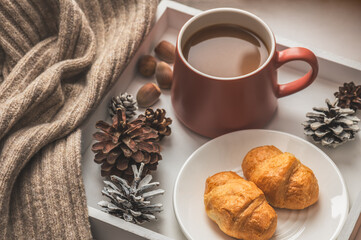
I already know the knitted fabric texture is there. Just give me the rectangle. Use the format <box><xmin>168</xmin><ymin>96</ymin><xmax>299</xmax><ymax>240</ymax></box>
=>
<box><xmin>0</xmin><ymin>0</ymin><xmax>157</xmax><ymax>239</ymax></box>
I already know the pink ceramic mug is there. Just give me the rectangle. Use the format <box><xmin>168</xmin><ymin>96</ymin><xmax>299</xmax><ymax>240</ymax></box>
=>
<box><xmin>171</xmin><ymin>8</ymin><xmax>318</xmax><ymax>138</ymax></box>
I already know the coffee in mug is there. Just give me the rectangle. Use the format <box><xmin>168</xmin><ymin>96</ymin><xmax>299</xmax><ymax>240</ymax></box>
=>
<box><xmin>182</xmin><ymin>24</ymin><xmax>269</xmax><ymax>78</ymax></box>
<box><xmin>172</xmin><ymin>8</ymin><xmax>319</xmax><ymax>138</ymax></box>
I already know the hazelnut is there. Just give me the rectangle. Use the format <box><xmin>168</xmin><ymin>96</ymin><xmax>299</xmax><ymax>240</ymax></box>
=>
<box><xmin>138</xmin><ymin>55</ymin><xmax>156</xmax><ymax>77</ymax></box>
<box><xmin>136</xmin><ymin>83</ymin><xmax>161</xmax><ymax>107</ymax></box>
<box><xmin>156</xmin><ymin>61</ymin><xmax>173</xmax><ymax>89</ymax></box>
<box><xmin>154</xmin><ymin>40</ymin><xmax>176</xmax><ymax>63</ymax></box>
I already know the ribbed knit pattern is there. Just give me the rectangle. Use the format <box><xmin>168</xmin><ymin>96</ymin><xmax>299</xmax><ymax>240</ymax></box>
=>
<box><xmin>0</xmin><ymin>0</ymin><xmax>158</xmax><ymax>239</ymax></box>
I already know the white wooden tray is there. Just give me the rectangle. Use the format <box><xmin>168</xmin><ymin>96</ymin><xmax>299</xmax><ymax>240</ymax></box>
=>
<box><xmin>80</xmin><ymin>1</ymin><xmax>361</xmax><ymax>239</ymax></box>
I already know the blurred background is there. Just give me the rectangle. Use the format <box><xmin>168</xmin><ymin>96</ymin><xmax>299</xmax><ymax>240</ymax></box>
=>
<box><xmin>175</xmin><ymin>0</ymin><xmax>361</xmax><ymax>63</ymax></box>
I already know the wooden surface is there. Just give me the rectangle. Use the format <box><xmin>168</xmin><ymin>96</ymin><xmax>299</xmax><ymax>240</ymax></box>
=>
<box><xmin>175</xmin><ymin>0</ymin><xmax>361</xmax><ymax>63</ymax></box>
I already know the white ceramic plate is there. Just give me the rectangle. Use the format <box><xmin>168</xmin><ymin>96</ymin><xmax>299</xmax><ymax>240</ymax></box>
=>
<box><xmin>173</xmin><ymin>129</ymin><xmax>348</xmax><ymax>240</ymax></box>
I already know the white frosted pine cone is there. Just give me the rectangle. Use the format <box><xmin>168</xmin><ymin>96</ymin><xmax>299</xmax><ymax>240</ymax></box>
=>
<box><xmin>303</xmin><ymin>99</ymin><xmax>360</xmax><ymax>148</ymax></box>
<box><xmin>98</xmin><ymin>163</ymin><xmax>164</xmax><ymax>224</ymax></box>
<box><xmin>109</xmin><ymin>92</ymin><xmax>138</xmax><ymax>120</ymax></box>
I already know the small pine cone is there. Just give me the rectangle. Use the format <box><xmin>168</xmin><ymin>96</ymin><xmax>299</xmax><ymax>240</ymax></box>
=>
<box><xmin>334</xmin><ymin>82</ymin><xmax>361</xmax><ymax>111</ymax></box>
<box><xmin>92</xmin><ymin>108</ymin><xmax>162</xmax><ymax>181</ymax></box>
<box><xmin>109</xmin><ymin>93</ymin><xmax>138</xmax><ymax>120</ymax></box>
<box><xmin>303</xmin><ymin>99</ymin><xmax>360</xmax><ymax>148</ymax></box>
<box><xmin>143</xmin><ymin>108</ymin><xmax>172</xmax><ymax>140</ymax></box>
<box><xmin>98</xmin><ymin>163</ymin><xmax>164</xmax><ymax>224</ymax></box>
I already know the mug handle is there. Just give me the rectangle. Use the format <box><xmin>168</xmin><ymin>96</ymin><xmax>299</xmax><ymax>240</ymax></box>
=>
<box><xmin>275</xmin><ymin>47</ymin><xmax>318</xmax><ymax>98</ymax></box>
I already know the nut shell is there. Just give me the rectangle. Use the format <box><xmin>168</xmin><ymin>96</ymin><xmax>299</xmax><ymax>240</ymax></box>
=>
<box><xmin>155</xmin><ymin>62</ymin><xmax>173</xmax><ymax>89</ymax></box>
<box><xmin>136</xmin><ymin>83</ymin><xmax>161</xmax><ymax>107</ymax></box>
<box><xmin>138</xmin><ymin>55</ymin><xmax>156</xmax><ymax>77</ymax></box>
<box><xmin>154</xmin><ymin>40</ymin><xmax>176</xmax><ymax>63</ymax></box>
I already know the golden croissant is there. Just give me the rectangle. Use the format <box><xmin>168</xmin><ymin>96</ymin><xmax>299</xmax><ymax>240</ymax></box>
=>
<box><xmin>242</xmin><ymin>145</ymin><xmax>319</xmax><ymax>209</ymax></box>
<box><xmin>204</xmin><ymin>171</ymin><xmax>277</xmax><ymax>240</ymax></box>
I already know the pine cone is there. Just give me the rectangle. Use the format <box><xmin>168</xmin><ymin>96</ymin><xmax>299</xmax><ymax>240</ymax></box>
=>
<box><xmin>142</xmin><ymin>108</ymin><xmax>172</xmax><ymax>140</ymax></box>
<box><xmin>303</xmin><ymin>99</ymin><xmax>360</xmax><ymax>148</ymax></box>
<box><xmin>109</xmin><ymin>93</ymin><xmax>138</xmax><ymax>120</ymax></box>
<box><xmin>98</xmin><ymin>163</ymin><xmax>164</xmax><ymax>224</ymax></box>
<box><xmin>334</xmin><ymin>82</ymin><xmax>361</xmax><ymax>111</ymax></box>
<box><xmin>92</xmin><ymin>108</ymin><xmax>161</xmax><ymax>180</ymax></box>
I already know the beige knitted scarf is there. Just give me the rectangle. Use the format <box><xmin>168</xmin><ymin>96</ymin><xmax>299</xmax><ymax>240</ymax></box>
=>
<box><xmin>0</xmin><ymin>0</ymin><xmax>157</xmax><ymax>238</ymax></box>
